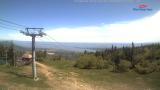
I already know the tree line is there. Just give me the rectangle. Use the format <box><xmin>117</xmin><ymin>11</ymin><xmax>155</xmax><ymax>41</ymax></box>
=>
<box><xmin>0</xmin><ymin>41</ymin><xmax>26</xmax><ymax>66</ymax></box>
<box><xmin>75</xmin><ymin>43</ymin><xmax>160</xmax><ymax>74</ymax></box>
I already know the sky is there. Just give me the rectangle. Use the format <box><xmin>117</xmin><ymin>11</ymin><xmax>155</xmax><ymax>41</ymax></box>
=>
<box><xmin>0</xmin><ymin>0</ymin><xmax>160</xmax><ymax>43</ymax></box>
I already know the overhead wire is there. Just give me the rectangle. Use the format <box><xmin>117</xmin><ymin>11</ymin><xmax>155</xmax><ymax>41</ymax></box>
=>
<box><xmin>0</xmin><ymin>18</ymin><xmax>27</xmax><ymax>32</ymax></box>
<box><xmin>0</xmin><ymin>25</ymin><xmax>21</xmax><ymax>31</ymax></box>
<box><xmin>46</xmin><ymin>34</ymin><xmax>86</xmax><ymax>50</ymax></box>
<box><xmin>0</xmin><ymin>18</ymin><xmax>90</xmax><ymax>51</ymax></box>
<box><xmin>37</xmin><ymin>35</ymin><xmax>63</xmax><ymax>48</ymax></box>
<box><xmin>0</xmin><ymin>18</ymin><xmax>27</xmax><ymax>28</ymax></box>
<box><xmin>0</xmin><ymin>22</ymin><xmax>24</xmax><ymax>29</ymax></box>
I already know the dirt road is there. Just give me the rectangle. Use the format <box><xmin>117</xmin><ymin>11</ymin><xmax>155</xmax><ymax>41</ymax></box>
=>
<box><xmin>36</xmin><ymin>62</ymin><xmax>97</xmax><ymax>90</ymax></box>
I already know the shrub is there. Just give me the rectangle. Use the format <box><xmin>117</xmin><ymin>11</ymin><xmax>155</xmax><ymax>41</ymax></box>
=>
<box><xmin>118</xmin><ymin>60</ymin><xmax>131</xmax><ymax>72</ymax></box>
<box><xmin>152</xmin><ymin>60</ymin><xmax>160</xmax><ymax>72</ymax></box>
<box><xmin>135</xmin><ymin>60</ymin><xmax>155</xmax><ymax>74</ymax></box>
<box><xmin>95</xmin><ymin>59</ymin><xmax>109</xmax><ymax>69</ymax></box>
<box><xmin>74</xmin><ymin>54</ymin><xmax>95</xmax><ymax>69</ymax></box>
<box><xmin>74</xmin><ymin>54</ymin><xmax>109</xmax><ymax>69</ymax></box>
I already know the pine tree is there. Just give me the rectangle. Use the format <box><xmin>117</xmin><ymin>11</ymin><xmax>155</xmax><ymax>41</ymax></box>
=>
<box><xmin>131</xmin><ymin>42</ymin><xmax>135</xmax><ymax>68</ymax></box>
<box><xmin>8</xmin><ymin>41</ymin><xmax>15</xmax><ymax>66</ymax></box>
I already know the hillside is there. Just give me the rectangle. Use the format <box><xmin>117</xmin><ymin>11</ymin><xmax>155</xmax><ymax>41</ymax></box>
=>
<box><xmin>0</xmin><ymin>62</ymin><xmax>96</xmax><ymax>90</ymax></box>
<box><xmin>0</xmin><ymin>60</ymin><xmax>160</xmax><ymax>90</ymax></box>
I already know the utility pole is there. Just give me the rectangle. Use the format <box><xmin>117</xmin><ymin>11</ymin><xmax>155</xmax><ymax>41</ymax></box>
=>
<box><xmin>20</xmin><ymin>28</ymin><xmax>46</xmax><ymax>81</ymax></box>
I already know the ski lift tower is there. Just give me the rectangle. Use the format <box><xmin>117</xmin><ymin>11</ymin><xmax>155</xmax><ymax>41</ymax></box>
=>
<box><xmin>20</xmin><ymin>28</ymin><xmax>46</xmax><ymax>81</ymax></box>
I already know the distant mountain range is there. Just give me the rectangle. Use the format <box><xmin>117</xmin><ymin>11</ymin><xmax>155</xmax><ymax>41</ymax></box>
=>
<box><xmin>13</xmin><ymin>41</ymin><xmax>151</xmax><ymax>52</ymax></box>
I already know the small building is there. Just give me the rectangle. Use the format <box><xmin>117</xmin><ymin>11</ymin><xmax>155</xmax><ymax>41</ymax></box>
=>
<box><xmin>22</xmin><ymin>53</ymin><xmax>32</xmax><ymax>65</ymax></box>
<box><xmin>47</xmin><ymin>52</ymin><xmax>55</xmax><ymax>55</ymax></box>
<box><xmin>46</xmin><ymin>50</ymin><xmax>55</xmax><ymax>56</ymax></box>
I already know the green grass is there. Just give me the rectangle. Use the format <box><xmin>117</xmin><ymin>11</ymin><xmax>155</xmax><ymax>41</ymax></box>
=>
<box><xmin>1</xmin><ymin>60</ymin><xmax>160</xmax><ymax>90</ymax></box>
<box><xmin>0</xmin><ymin>65</ymin><xmax>50</xmax><ymax>89</ymax></box>
<box><xmin>0</xmin><ymin>85</ymin><xmax>7</xmax><ymax>90</ymax></box>
<box><xmin>43</xmin><ymin>60</ymin><xmax>160</xmax><ymax>90</ymax></box>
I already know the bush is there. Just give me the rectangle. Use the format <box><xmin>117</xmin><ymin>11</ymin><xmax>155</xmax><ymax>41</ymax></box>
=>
<box><xmin>118</xmin><ymin>60</ymin><xmax>131</xmax><ymax>72</ymax></box>
<box><xmin>152</xmin><ymin>60</ymin><xmax>160</xmax><ymax>72</ymax></box>
<box><xmin>135</xmin><ymin>60</ymin><xmax>155</xmax><ymax>74</ymax></box>
<box><xmin>74</xmin><ymin>54</ymin><xmax>109</xmax><ymax>69</ymax></box>
<box><xmin>96</xmin><ymin>59</ymin><xmax>109</xmax><ymax>69</ymax></box>
<box><xmin>74</xmin><ymin>54</ymin><xmax>95</xmax><ymax>69</ymax></box>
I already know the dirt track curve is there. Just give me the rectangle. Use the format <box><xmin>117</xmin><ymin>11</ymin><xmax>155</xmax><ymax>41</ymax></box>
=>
<box><xmin>36</xmin><ymin>62</ymin><xmax>98</xmax><ymax>90</ymax></box>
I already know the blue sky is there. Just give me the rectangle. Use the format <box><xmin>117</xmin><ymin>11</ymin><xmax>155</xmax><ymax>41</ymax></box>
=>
<box><xmin>0</xmin><ymin>0</ymin><xmax>160</xmax><ymax>43</ymax></box>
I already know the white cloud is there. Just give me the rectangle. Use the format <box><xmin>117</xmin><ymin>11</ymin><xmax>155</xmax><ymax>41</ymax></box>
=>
<box><xmin>8</xmin><ymin>33</ymin><xmax>31</xmax><ymax>41</ymax></box>
<box><xmin>8</xmin><ymin>11</ymin><xmax>160</xmax><ymax>43</ymax></box>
